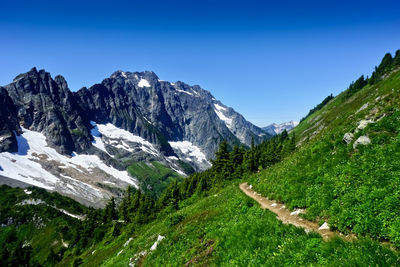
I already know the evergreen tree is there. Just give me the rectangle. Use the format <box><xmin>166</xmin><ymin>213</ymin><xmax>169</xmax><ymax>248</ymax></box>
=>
<box><xmin>393</xmin><ymin>49</ymin><xmax>400</xmax><ymax>67</ymax></box>
<box><xmin>103</xmin><ymin>197</ymin><xmax>117</xmax><ymax>224</ymax></box>
<box><xmin>377</xmin><ymin>52</ymin><xmax>393</xmax><ymax>72</ymax></box>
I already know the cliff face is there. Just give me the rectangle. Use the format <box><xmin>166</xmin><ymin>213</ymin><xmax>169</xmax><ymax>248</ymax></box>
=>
<box><xmin>0</xmin><ymin>87</ymin><xmax>20</xmax><ymax>153</ymax></box>
<box><xmin>3</xmin><ymin>68</ymin><xmax>93</xmax><ymax>155</ymax></box>
<box><xmin>75</xmin><ymin>70</ymin><xmax>269</xmax><ymax>159</ymax></box>
<box><xmin>0</xmin><ymin>68</ymin><xmax>270</xmax><ymax>206</ymax></box>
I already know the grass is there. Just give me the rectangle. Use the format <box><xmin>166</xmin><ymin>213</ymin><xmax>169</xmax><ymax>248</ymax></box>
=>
<box><xmin>127</xmin><ymin>161</ymin><xmax>184</xmax><ymax>198</ymax></box>
<box><xmin>250</xmin><ymin>68</ymin><xmax>400</xmax><ymax>245</ymax></box>
<box><xmin>77</xmin><ymin>183</ymin><xmax>400</xmax><ymax>266</ymax></box>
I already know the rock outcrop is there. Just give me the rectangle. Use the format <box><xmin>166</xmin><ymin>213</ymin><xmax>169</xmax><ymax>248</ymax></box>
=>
<box><xmin>342</xmin><ymin>133</ymin><xmax>354</xmax><ymax>144</ymax></box>
<box><xmin>3</xmin><ymin>68</ymin><xmax>93</xmax><ymax>155</ymax></box>
<box><xmin>353</xmin><ymin>135</ymin><xmax>371</xmax><ymax>148</ymax></box>
<box><xmin>75</xmin><ymin>70</ymin><xmax>269</xmax><ymax>159</ymax></box>
<box><xmin>0</xmin><ymin>88</ymin><xmax>20</xmax><ymax>152</ymax></box>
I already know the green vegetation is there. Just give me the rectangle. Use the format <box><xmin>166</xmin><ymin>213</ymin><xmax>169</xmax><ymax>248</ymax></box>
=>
<box><xmin>300</xmin><ymin>94</ymin><xmax>334</xmax><ymax>122</ymax></box>
<box><xmin>71</xmin><ymin>128</ymin><xmax>84</xmax><ymax>136</ymax></box>
<box><xmin>251</xmin><ymin>51</ymin><xmax>400</xmax><ymax>246</ymax></box>
<box><xmin>100</xmin><ymin>185</ymin><xmax>399</xmax><ymax>266</ymax></box>
<box><xmin>127</xmin><ymin>161</ymin><xmax>184</xmax><ymax>198</ymax></box>
<box><xmin>3</xmin><ymin>50</ymin><xmax>400</xmax><ymax>266</ymax></box>
<box><xmin>0</xmin><ymin>185</ymin><xmax>87</xmax><ymax>266</ymax></box>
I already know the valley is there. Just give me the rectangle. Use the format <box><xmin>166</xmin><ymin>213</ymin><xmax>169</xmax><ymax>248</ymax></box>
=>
<box><xmin>1</xmin><ymin>50</ymin><xmax>400</xmax><ymax>266</ymax></box>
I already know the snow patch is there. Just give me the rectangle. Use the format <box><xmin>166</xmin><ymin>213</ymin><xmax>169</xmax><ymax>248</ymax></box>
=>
<box><xmin>138</xmin><ymin>78</ymin><xmax>151</xmax><ymax>88</ymax></box>
<box><xmin>143</xmin><ymin>117</ymin><xmax>152</xmax><ymax>125</ymax></box>
<box><xmin>94</xmin><ymin>122</ymin><xmax>158</xmax><ymax>157</ymax></box>
<box><xmin>57</xmin><ymin>208</ymin><xmax>85</xmax><ymax>220</ymax></box>
<box><xmin>176</xmin><ymin>89</ymin><xmax>193</xmax><ymax>96</ymax></box>
<box><xmin>24</xmin><ymin>189</ymin><xmax>32</xmax><ymax>195</ymax></box>
<box><xmin>0</xmin><ymin>127</ymin><xmax>138</xmax><ymax>193</ymax></box>
<box><xmin>264</xmin><ymin>121</ymin><xmax>299</xmax><ymax>135</ymax></box>
<box><xmin>169</xmin><ymin>141</ymin><xmax>208</xmax><ymax>163</ymax></box>
<box><xmin>90</xmin><ymin>122</ymin><xmax>111</xmax><ymax>156</ymax></box>
<box><xmin>213</xmin><ymin>104</ymin><xmax>233</xmax><ymax>130</ymax></box>
<box><xmin>18</xmin><ymin>199</ymin><xmax>46</xmax><ymax>205</ymax></box>
<box><xmin>150</xmin><ymin>235</ymin><xmax>165</xmax><ymax>251</ymax></box>
<box><xmin>17</xmin><ymin>198</ymin><xmax>84</xmax><ymax>220</ymax></box>
<box><xmin>214</xmin><ymin>103</ymin><xmax>227</xmax><ymax>112</ymax></box>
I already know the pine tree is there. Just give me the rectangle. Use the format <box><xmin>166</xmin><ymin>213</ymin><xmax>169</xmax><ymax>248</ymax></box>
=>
<box><xmin>377</xmin><ymin>52</ymin><xmax>393</xmax><ymax>73</ymax></box>
<box><xmin>393</xmin><ymin>49</ymin><xmax>400</xmax><ymax>67</ymax></box>
<box><xmin>103</xmin><ymin>197</ymin><xmax>117</xmax><ymax>224</ymax></box>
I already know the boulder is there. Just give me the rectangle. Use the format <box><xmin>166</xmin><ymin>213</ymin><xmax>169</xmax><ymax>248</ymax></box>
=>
<box><xmin>342</xmin><ymin>133</ymin><xmax>354</xmax><ymax>144</ymax></box>
<box><xmin>356</xmin><ymin>119</ymin><xmax>374</xmax><ymax>131</ymax></box>
<box><xmin>318</xmin><ymin>222</ymin><xmax>330</xmax><ymax>230</ymax></box>
<box><xmin>353</xmin><ymin>135</ymin><xmax>371</xmax><ymax>149</ymax></box>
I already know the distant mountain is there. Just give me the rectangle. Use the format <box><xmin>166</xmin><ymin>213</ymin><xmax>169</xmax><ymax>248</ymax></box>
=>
<box><xmin>0</xmin><ymin>68</ymin><xmax>270</xmax><ymax>206</ymax></box>
<box><xmin>262</xmin><ymin>121</ymin><xmax>299</xmax><ymax>135</ymax></box>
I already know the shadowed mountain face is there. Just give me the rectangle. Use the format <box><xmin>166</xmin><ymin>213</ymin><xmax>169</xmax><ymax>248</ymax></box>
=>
<box><xmin>75</xmin><ymin>70</ymin><xmax>269</xmax><ymax>159</ymax></box>
<box><xmin>0</xmin><ymin>68</ymin><xmax>270</xmax><ymax>206</ymax></box>
<box><xmin>2</xmin><ymin>68</ymin><xmax>93</xmax><ymax>155</ymax></box>
<box><xmin>0</xmin><ymin>88</ymin><xmax>20</xmax><ymax>153</ymax></box>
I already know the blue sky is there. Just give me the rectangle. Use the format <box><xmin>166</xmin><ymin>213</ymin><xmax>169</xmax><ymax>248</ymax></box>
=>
<box><xmin>1</xmin><ymin>0</ymin><xmax>399</xmax><ymax>126</ymax></box>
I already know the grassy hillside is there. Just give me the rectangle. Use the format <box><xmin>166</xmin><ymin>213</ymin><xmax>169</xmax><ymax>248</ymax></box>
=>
<box><xmin>127</xmin><ymin>161</ymin><xmax>184</xmax><ymax>198</ymax></box>
<box><xmin>3</xmin><ymin>51</ymin><xmax>400</xmax><ymax>266</ymax></box>
<box><xmin>250</xmin><ymin>62</ymin><xmax>400</xmax><ymax>245</ymax></box>
<box><xmin>72</xmin><ymin>183</ymin><xmax>398</xmax><ymax>266</ymax></box>
<box><xmin>0</xmin><ymin>185</ymin><xmax>87</xmax><ymax>266</ymax></box>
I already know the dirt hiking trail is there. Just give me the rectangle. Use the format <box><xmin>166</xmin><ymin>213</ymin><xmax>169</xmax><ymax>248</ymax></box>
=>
<box><xmin>240</xmin><ymin>182</ymin><xmax>353</xmax><ymax>241</ymax></box>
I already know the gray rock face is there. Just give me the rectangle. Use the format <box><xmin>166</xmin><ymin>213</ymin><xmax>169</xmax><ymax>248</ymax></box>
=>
<box><xmin>75</xmin><ymin>70</ymin><xmax>270</xmax><ymax>159</ymax></box>
<box><xmin>0</xmin><ymin>68</ymin><xmax>272</xmax><ymax>206</ymax></box>
<box><xmin>0</xmin><ymin>88</ymin><xmax>20</xmax><ymax>152</ymax></box>
<box><xmin>2</xmin><ymin>68</ymin><xmax>270</xmax><ymax>169</ymax></box>
<box><xmin>3</xmin><ymin>68</ymin><xmax>93</xmax><ymax>155</ymax></box>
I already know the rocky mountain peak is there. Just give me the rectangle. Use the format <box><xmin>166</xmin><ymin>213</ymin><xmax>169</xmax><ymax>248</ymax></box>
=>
<box><xmin>0</xmin><ymin>67</ymin><xmax>271</xmax><ymax>206</ymax></box>
<box><xmin>263</xmin><ymin>121</ymin><xmax>298</xmax><ymax>135</ymax></box>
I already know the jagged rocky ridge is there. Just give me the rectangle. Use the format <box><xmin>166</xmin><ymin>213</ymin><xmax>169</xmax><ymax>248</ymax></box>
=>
<box><xmin>263</xmin><ymin>121</ymin><xmax>299</xmax><ymax>135</ymax></box>
<box><xmin>0</xmin><ymin>68</ymin><xmax>270</xmax><ymax>206</ymax></box>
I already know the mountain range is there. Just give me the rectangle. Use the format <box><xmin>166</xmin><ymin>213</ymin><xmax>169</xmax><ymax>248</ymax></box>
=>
<box><xmin>262</xmin><ymin>121</ymin><xmax>299</xmax><ymax>135</ymax></box>
<box><xmin>2</xmin><ymin>50</ymin><xmax>400</xmax><ymax>266</ymax></box>
<box><xmin>0</xmin><ymin>68</ymin><xmax>271</xmax><ymax>206</ymax></box>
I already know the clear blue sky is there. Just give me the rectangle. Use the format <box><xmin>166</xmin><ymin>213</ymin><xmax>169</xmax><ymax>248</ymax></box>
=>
<box><xmin>1</xmin><ymin>0</ymin><xmax>399</xmax><ymax>126</ymax></box>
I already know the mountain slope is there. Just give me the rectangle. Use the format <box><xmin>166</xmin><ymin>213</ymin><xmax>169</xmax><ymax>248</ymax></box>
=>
<box><xmin>262</xmin><ymin>120</ymin><xmax>299</xmax><ymax>135</ymax></box>
<box><xmin>250</xmin><ymin>51</ymin><xmax>400</xmax><ymax>245</ymax></box>
<box><xmin>73</xmin><ymin>50</ymin><xmax>400</xmax><ymax>266</ymax></box>
<box><xmin>75</xmin><ymin>70</ymin><xmax>268</xmax><ymax>161</ymax></box>
<box><xmin>0</xmin><ymin>185</ymin><xmax>87</xmax><ymax>266</ymax></box>
<box><xmin>3</xmin><ymin>50</ymin><xmax>400</xmax><ymax>266</ymax></box>
<box><xmin>0</xmin><ymin>68</ymin><xmax>269</xmax><ymax>206</ymax></box>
